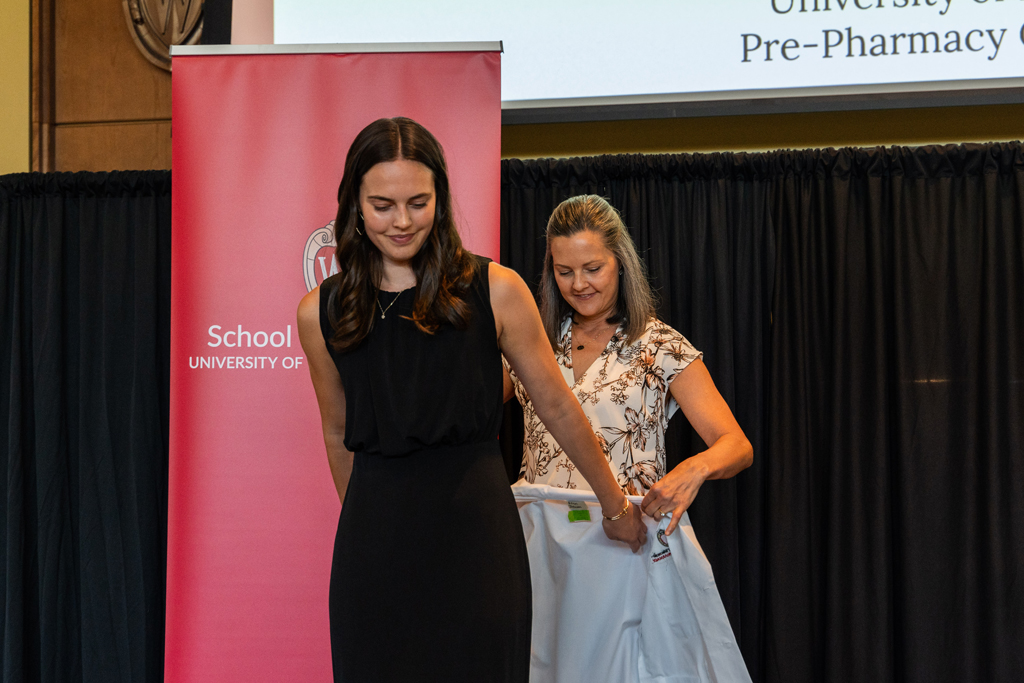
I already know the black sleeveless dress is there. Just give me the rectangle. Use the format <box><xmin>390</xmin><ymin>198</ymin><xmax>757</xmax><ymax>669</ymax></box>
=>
<box><xmin>318</xmin><ymin>256</ymin><xmax>531</xmax><ymax>682</ymax></box>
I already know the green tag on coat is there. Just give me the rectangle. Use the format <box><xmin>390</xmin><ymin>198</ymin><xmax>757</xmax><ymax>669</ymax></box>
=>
<box><xmin>567</xmin><ymin>501</ymin><xmax>591</xmax><ymax>522</ymax></box>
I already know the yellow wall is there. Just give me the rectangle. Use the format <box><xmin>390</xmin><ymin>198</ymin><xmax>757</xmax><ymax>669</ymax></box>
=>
<box><xmin>0</xmin><ymin>0</ymin><xmax>30</xmax><ymax>174</ymax></box>
<box><xmin>501</xmin><ymin>103</ymin><xmax>1024</xmax><ymax>159</ymax></box>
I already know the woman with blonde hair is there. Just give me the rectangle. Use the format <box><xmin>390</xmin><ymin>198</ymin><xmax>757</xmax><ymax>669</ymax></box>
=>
<box><xmin>505</xmin><ymin>194</ymin><xmax>752</xmax><ymax>536</ymax></box>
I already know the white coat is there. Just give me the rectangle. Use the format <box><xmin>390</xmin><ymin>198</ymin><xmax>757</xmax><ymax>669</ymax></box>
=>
<box><xmin>513</xmin><ymin>483</ymin><xmax>752</xmax><ymax>683</ymax></box>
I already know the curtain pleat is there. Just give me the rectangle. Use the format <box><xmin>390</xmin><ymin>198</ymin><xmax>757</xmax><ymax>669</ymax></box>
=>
<box><xmin>1</xmin><ymin>172</ymin><xmax>171</xmax><ymax>683</ymax></box>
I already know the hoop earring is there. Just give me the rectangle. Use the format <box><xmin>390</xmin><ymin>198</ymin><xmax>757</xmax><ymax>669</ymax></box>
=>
<box><xmin>355</xmin><ymin>213</ymin><xmax>364</xmax><ymax>236</ymax></box>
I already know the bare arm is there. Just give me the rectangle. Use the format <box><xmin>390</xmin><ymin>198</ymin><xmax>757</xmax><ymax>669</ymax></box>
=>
<box><xmin>641</xmin><ymin>359</ymin><xmax>753</xmax><ymax>535</ymax></box>
<box><xmin>297</xmin><ymin>287</ymin><xmax>354</xmax><ymax>505</ymax></box>
<box><xmin>489</xmin><ymin>263</ymin><xmax>646</xmax><ymax>551</ymax></box>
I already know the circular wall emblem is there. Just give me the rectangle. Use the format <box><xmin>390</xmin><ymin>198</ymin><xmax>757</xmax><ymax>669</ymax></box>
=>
<box><xmin>122</xmin><ymin>0</ymin><xmax>203</xmax><ymax>71</ymax></box>
<box><xmin>303</xmin><ymin>221</ymin><xmax>338</xmax><ymax>292</ymax></box>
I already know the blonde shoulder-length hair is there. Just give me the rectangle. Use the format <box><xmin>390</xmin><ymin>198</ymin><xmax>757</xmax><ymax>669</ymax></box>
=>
<box><xmin>538</xmin><ymin>195</ymin><xmax>656</xmax><ymax>349</ymax></box>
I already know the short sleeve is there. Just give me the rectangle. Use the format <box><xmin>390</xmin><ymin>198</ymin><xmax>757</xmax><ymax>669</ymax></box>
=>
<box><xmin>653</xmin><ymin>321</ymin><xmax>702</xmax><ymax>385</ymax></box>
<box><xmin>648</xmin><ymin>321</ymin><xmax>702</xmax><ymax>423</ymax></box>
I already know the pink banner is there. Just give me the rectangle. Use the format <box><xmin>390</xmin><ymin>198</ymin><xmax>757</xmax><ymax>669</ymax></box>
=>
<box><xmin>168</xmin><ymin>49</ymin><xmax>501</xmax><ymax>682</ymax></box>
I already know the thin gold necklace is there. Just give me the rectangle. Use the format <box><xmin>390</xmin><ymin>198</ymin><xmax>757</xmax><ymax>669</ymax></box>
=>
<box><xmin>375</xmin><ymin>290</ymin><xmax>403</xmax><ymax>319</ymax></box>
<box><xmin>573</xmin><ymin>321</ymin><xmax>613</xmax><ymax>350</ymax></box>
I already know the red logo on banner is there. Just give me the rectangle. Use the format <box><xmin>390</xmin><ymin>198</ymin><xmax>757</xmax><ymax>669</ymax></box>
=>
<box><xmin>303</xmin><ymin>221</ymin><xmax>338</xmax><ymax>292</ymax></box>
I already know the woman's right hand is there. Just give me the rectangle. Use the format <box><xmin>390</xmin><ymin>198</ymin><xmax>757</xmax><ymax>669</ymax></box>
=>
<box><xmin>601</xmin><ymin>499</ymin><xmax>647</xmax><ymax>553</ymax></box>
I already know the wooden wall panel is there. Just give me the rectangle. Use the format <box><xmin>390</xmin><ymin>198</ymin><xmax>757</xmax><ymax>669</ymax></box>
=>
<box><xmin>55</xmin><ymin>0</ymin><xmax>170</xmax><ymax>124</ymax></box>
<box><xmin>55</xmin><ymin>121</ymin><xmax>171</xmax><ymax>172</ymax></box>
<box><xmin>31</xmin><ymin>0</ymin><xmax>56</xmax><ymax>171</ymax></box>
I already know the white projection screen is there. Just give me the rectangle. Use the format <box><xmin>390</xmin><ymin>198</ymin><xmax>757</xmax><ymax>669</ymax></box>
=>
<box><xmin>275</xmin><ymin>2</ymin><xmax>1024</xmax><ymax>121</ymax></box>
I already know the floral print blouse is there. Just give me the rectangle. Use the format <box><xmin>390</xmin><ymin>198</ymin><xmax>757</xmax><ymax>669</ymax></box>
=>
<box><xmin>505</xmin><ymin>317</ymin><xmax>702</xmax><ymax>496</ymax></box>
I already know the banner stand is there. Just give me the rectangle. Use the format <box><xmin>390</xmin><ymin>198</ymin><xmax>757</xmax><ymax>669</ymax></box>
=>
<box><xmin>167</xmin><ymin>43</ymin><xmax>501</xmax><ymax>682</ymax></box>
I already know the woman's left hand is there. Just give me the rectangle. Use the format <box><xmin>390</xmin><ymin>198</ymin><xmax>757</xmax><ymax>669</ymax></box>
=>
<box><xmin>640</xmin><ymin>458</ymin><xmax>709</xmax><ymax>536</ymax></box>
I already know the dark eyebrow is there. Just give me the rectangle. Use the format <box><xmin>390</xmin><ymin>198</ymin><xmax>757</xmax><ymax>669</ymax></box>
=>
<box><xmin>366</xmin><ymin>192</ymin><xmax>433</xmax><ymax>202</ymax></box>
<box><xmin>553</xmin><ymin>260</ymin><xmax>602</xmax><ymax>269</ymax></box>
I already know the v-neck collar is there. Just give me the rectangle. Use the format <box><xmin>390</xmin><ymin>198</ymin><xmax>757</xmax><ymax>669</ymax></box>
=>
<box><xmin>559</xmin><ymin>317</ymin><xmax>626</xmax><ymax>388</ymax></box>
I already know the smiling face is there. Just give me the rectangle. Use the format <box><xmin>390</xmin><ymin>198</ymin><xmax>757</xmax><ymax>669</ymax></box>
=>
<box><xmin>358</xmin><ymin>158</ymin><xmax>436</xmax><ymax>271</ymax></box>
<box><xmin>549</xmin><ymin>229</ymin><xmax>620</xmax><ymax>322</ymax></box>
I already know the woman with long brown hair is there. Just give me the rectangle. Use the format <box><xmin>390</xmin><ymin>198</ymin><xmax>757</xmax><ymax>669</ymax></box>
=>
<box><xmin>297</xmin><ymin>119</ymin><xmax>645</xmax><ymax>682</ymax></box>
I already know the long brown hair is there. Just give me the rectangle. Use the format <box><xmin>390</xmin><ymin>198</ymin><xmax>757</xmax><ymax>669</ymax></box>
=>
<box><xmin>326</xmin><ymin>117</ymin><xmax>475</xmax><ymax>352</ymax></box>
<box><xmin>538</xmin><ymin>195</ymin><xmax>655</xmax><ymax>348</ymax></box>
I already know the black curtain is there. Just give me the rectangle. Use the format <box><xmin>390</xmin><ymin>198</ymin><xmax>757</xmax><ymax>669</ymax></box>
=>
<box><xmin>764</xmin><ymin>145</ymin><xmax>1024</xmax><ymax>683</ymax></box>
<box><xmin>199</xmin><ymin>0</ymin><xmax>233</xmax><ymax>45</ymax></box>
<box><xmin>0</xmin><ymin>172</ymin><xmax>171</xmax><ymax>683</ymax></box>
<box><xmin>500</xmin><ymin>144</ymin><xmax>1024</xmax><ymax>683</ymax></box>
<box><xmin>500</xmin><ymin>154</ymin><xmax>776</xmax><ymax>682</ymax></box>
